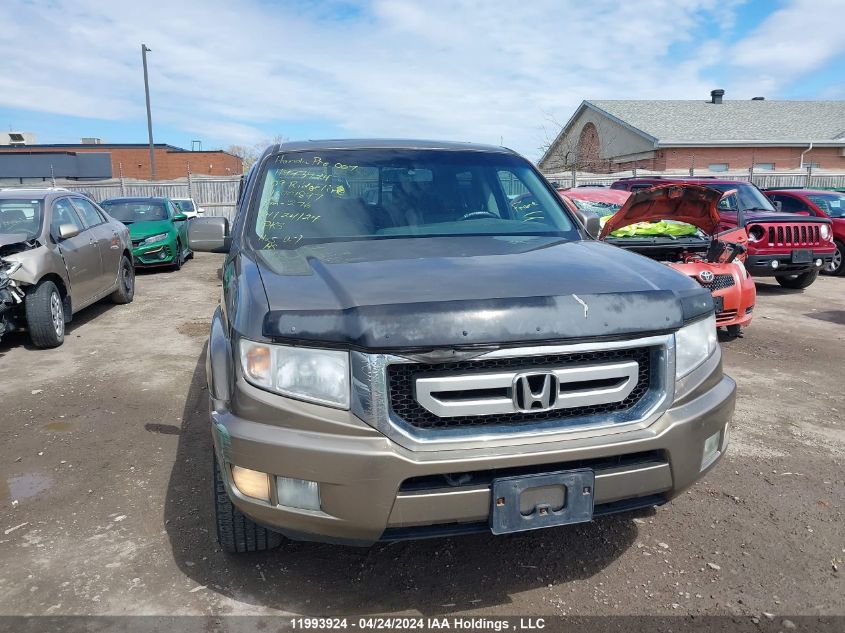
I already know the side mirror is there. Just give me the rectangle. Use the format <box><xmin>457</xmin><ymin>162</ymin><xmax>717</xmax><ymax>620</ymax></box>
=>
<box><xmin>58</xmin><ymin>224</ymin><xmax>81</xmax><ymax>240</ymax></box>
<box><xmin>188</xmin><ymin>216</ymin><xmax>230</xmax><ymax>253</ymax></box>
<box><xmin>583</xmin><ymin>214</ymin><xmax>601</xmax><ymax>239</ymax></box>
<box><xmin>173</xmin><ymin>213</ymin><xmax>188</xmax><ymax>222</ymax></box>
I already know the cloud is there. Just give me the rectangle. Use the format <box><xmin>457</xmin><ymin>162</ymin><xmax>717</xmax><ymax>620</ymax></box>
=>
<box><xmin>731</xmin><ymin>0</ymin><xmax>845</xmax><ymax>75</ymax></box>
<box><xmin>0</xmin><ymin>0</ymin><xmax>840</xmax><ymax>158</ymax></box>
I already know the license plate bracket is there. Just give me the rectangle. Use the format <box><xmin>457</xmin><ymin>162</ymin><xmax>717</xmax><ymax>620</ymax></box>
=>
<box><xmin>490</xmin><ymin>469</ymin><xmax>595</xmax><ymax>535</ymax></box>
<box><xmin>713</xmin><ymin>296</ymin><xmax>724</xmax><ymax>313</ymax></box>
<box><xmin>791</xmin><ymin>249</ymin><xmax>812</xmax><ymax>264</ymax></box>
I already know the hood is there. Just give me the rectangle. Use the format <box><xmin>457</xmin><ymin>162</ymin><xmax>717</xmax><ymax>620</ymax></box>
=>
<box><xmin>253</xmin><ymin>236</ymin><xmax>711</xmax><ymax>349</ymax></box>
<box><xmin>127</xmin><ymin>220</ymin><xmax>173</xmax><ymax>240</ymax></box>
<box><xmin>599</xmin><ymin>184</ymin><xmax>722</xmax><ymax>239</ymax></box>
<box><xmin>0</xmin><ymin>233</ymin><xmax>31</xmax><ymax>249</ymax></box>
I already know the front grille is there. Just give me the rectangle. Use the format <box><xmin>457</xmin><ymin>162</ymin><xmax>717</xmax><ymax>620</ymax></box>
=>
<box><xmin>765</xmin><ymin>224</ymin><xmax>821</xmax><ymax>247</ymax></box>
<box><xmin>696</xmin><ymin>274</ymin><xmax>735</xmax><ymax>291</ymax></box>
<box><xmin>387</xmin><ymin>347</ymin><xmax>653</xmax><ymax>430</ymax></box>
<box><xmin>716</xmin><ymin>309</ymin><xmax>738</xmax><ymax>323</ymax></box>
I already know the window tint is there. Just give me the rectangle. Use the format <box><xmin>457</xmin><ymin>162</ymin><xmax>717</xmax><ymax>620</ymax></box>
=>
<box><xmin>771</xmin><ymin>195</ymin><xmax>807</xmax><ymax>213</ymax></box>
<box><xmin>52</xmin><ymin>199</ymin><xmax>85</xmax><ymax>236</ymax></box>
<box><xmin>249</xmin><ymin>150</ymin><xmax>577</xmax><ymax>249</ymax></box>
<box><xmin>71</xmin><ymin>197</ymin><xmax>105</xmax><ymax>228</ymax></box>
<box><xmin>0</xmin><ymin>199</ymin><xmax>43</xmax><ymax>239</ymax></box>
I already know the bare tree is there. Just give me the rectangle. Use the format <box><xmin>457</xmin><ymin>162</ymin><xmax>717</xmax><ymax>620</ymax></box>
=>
<box><xmin>227</xmin><ymin>134</ymin><xmax>288</xmax><ymax>170</ymax></box>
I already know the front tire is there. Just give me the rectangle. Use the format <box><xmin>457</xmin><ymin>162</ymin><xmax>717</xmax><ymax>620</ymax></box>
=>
<box><xmin>110</xmin><ymin>255</ymin><xmax>135</xmax><ymax>304</ymax></box>
<box><xmin>775</xmin><ymin>270</ymin><xmax>819</xmax><ymax>289</ymax></box>
<box><xmin>821</xmin><ymin>240</ymin><xmax>843</xmax><ymax>276</ymax></box>
<box><xmin>25</xmin><ymin>280</ymin><xmax>65</xmax><ymax>348</ymax></box>
<box><xmin>214</xmin><ymin>455</ymin><xmax>283</xmax><ymax>553</ymax></box>
<box><xmin>172</xmin><ymin>240</ymin><xmax>184</xmax><ymax>271</ymax></box>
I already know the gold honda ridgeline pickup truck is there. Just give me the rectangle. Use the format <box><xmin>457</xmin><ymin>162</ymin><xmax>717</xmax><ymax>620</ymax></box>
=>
<box><xmin>188</xmin><ymin>140</ymin><xmax>735</xmax><ymax>552</ymax></box>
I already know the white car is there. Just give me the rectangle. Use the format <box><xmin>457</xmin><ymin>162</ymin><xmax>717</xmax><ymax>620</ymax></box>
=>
<box><xmin>172</xmin><ymin>198</ymin><xmax>204</xmax><ymax>218</ymax></box>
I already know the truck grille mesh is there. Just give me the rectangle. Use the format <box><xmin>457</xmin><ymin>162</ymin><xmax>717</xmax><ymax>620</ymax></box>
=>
<box><xmin>387</xmin><ymin>347</ymin><xmax>653</xmax><ymax>430</ymax></box>
<box><xmin>696</xmin><ymin>274</ymin><xmax>735</xmax><ymax>291</ymax></box>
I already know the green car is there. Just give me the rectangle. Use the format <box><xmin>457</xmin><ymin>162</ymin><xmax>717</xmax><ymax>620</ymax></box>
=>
<box><xmin>100</xmin><ymin>197</ymin><xmax>192</xmax><ymax>269</ymax></box>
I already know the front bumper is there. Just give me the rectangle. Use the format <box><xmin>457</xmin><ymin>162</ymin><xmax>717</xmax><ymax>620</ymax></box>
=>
<box><xmin>745</xmin><ymin>250</ymin><xmax>833</xmax><ymax>276</ymax></box>
<box><xmin>131</xmin><ymin>240</ymin><xmax>176</xmax><ymax>266</ymax></box>
<box><xmin>211</xmin><ymin>352</ymin><xmax>735</xmax><ymax>546</ymax></box>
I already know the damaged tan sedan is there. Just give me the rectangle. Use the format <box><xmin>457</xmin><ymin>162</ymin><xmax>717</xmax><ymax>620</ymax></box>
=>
<box><xmin>0</xmin><ymin>189</ymin><xmax>135</xmax><ymax>348</ymax></box>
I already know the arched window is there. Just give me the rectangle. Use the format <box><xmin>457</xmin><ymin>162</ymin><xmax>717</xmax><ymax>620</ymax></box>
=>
<box><xmin>578</xmin><ymin>123</ymin><xmax>601</xmax><ymax>171</ymax></box>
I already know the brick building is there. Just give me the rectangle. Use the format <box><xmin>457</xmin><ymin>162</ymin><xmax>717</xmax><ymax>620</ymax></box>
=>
<box><xmin>539</xmin><ymin>91</ymin><xmax>845</xmax><ymax>175</ymax></box>
<box><xmin>0</xmin><ymin>143</ymin><xmax>243</xmax><ymax>180</ymax></box>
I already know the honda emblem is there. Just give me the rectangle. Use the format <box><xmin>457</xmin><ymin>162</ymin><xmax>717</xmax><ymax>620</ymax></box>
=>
<box><xmin>513</xmin><ymin>372</ymin><xmax>559</xmax><ymax>412</ymax></box>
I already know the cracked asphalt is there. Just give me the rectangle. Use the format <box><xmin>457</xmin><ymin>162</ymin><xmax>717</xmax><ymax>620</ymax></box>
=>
<box><xmin>0</xmin><ymin>253</ymin><xmax>842</xmax><ymax>619</ymax></box>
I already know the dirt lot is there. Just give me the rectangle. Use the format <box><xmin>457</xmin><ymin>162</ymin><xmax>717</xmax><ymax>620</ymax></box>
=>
<box><xmin>0</xmin><ymin>252</ymin><xmax>842</xmax><ymax>618</ymax></box>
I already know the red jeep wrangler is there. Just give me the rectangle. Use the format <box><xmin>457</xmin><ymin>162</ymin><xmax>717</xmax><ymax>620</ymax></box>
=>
<box><xmin>610</xmin><ymin>178</ymin><xmax>836</xmax><ymax>289</ymax></box>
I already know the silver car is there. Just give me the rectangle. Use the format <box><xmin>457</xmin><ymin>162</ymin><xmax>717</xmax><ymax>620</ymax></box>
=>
<box><xmin>0</xmin><ymin>188</ymin><xmax>135</xmax><ymax>348</ymax></box>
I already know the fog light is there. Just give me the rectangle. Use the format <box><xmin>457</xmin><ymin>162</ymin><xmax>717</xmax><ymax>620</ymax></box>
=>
<box><xmin>159</xmin><ymin>250</ymin><xmax>168</xmax><ymax>259</ymax></box>
<box><xmin>815</xmin><ymin>259</ymin><xmax>822</xmax><ymax>267</ymax></box>
<box><xmin>701</xmin><ymin>430</ymin><xmax>722</xmax><ymax>470</ymax></box>
<box><xmin>277</xmin><ymin>477</ymin><xmax>321</xmax><ymax>510</ymax></box>
<box><xmin>770</xmin><ymin>260</ymin><xmax>779</xmax><ymax>269</ymax></box>
<box><xmin>231</xmin><ymin>465</ymin><xmax>271</xmax><ymax>501</ymax></box>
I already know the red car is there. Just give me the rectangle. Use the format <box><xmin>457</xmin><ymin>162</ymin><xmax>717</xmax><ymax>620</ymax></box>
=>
<box><xmin>764</xmin><ymin>189</ymin><xmax>845</xmax><ymax>276</ymax></box>
<box><xmin>611</xmin><ymin>178</ymin><xmax>836</xmax><ymax>289</ymax></box>
<box><xmin>560</xmin><ymin>184</ymin><xmax>756</xmax><ymax>336</ymax></box>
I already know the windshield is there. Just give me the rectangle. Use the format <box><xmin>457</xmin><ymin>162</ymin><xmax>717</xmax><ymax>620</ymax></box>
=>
<box><xmin>248</xmin><ymin>150</ymin><xmax>578</xmax><ymax>249</ymax></box>
<box><xmin>807</xmin><ymin>193</ymin><xmax>845</xmax><ymax>218</ymax></box>
<box><xmin>101</xmin><ymin>200</ymin><xmax>169</xmax><ymax>223</ymax></box>
<box><xmin>705</xmin><ymin>182</ymin><xmax>777</xmax><ymax>213</ymax></box>
<box><xmin>570</xmin><ymin>198</ymin><xmax>625</xmax><ymax>218</ymax></box>
<box><xmin>173</xmin><ymin>200</ymin><xmax>195</xmax><ymax>213</ymax></box>
<box><xmin>0</xmin><ymin>199</ymin><xmax>43</xmax><ymax>239</ymax></box>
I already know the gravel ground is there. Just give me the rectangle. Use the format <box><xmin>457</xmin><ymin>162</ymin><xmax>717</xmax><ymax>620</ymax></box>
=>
<box><xmin>0</xmin><ymin>252</ymin><xmax>842</xmax><ymax>619</ymax></box>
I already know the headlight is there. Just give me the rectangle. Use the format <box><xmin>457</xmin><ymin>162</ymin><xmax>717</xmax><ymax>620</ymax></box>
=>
<box><xmin>143</xmin><ymin>233</ymin><xmax>169</xmax><ymax>245</ymax></box>
<box><xmin>675</xmin><ymin>314</ymin><xmax>717</xmax><ymax>378</ymax></box>
<box><xmin>820</xmin><ymin>224</ymin><xmax>831</xmax><ymax>240</ymax></box>
<box><xmin>747</xmin><ymin>225</ymin><xmax>765</xmax><ymax>242</ymax></box>
<box><xmin>239</xmin><ymin>339</ymin><xmax>350</xmax><ymax>408</ymax></box>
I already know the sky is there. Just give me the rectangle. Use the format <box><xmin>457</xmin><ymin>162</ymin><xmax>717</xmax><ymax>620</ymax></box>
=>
<box><xmin>0</xmin><ymin>0</ymin><xmax>843</xmax><ymax>160</ymax></box>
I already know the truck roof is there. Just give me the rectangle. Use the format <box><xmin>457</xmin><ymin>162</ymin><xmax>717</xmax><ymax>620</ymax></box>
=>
<box><xmin>272</xmin><ymin>138</ymin><xmax>516</xmax><ymax>154</ymax></box>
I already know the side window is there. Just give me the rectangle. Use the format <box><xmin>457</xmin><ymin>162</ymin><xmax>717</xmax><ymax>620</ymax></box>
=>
<box><xmin>51</xmin><ymin>198</ymin><xmax>85</xmax><ymax>237</ymax></box>
<box><xmin>71</xmin><ymin>197</ymin><xmax>105</xmax><ymax>228</ymax></box>
<box><xmin>769</xmin><ymin>195</ymin><xmax>805</xmax><ymax>213</ymax></box>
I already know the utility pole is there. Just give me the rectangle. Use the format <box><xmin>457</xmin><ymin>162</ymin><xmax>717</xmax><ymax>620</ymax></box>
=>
<box><xmin>141</xmin><ymin>44</ymin><xmax>156</xmax><ymax>181</ymax></box>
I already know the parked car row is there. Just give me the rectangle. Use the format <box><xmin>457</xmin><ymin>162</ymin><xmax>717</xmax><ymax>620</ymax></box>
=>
<box><xmin>0</xmin><ymin>190</ymin><xmax>194</xmax><ymax>348</ymax></box>
<box><xmin>556</xmin><ymin>178</ymin><xmax>839</xmax><ymax>338</ymax></box>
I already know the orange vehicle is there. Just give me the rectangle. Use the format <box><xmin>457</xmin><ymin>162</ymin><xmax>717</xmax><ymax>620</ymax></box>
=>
<box><xmin>563</xmin><ymin>184</ymin><xmax>756</xmax><ymax>337</ymax></box>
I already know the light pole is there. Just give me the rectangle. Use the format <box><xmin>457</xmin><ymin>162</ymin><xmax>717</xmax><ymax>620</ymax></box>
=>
<box><xmin>141</xmin><ymin>44</ymin><xmax>156</xmax><ymax>181</ymax></box>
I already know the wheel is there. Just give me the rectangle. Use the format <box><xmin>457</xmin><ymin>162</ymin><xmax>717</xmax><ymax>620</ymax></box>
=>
<box><xmin>172</xmin><ymin>240</ymin><xmax>184</xmax><ymax>271</ymax></box>
<box><xmin>822</xmin><ymin>240</ymin><xmax>843</xmax><ymax>276</ymax></box>
<box><xmin>214</xmin><ymin>455</ymin><xmax>283</xmax><ymax>553</ymax></box>
<box><xmin>110</xmin><ymin>256</ymin><xmax>135</xmax><ymax>304</ymax></box>
<box><xmin>25</xmin><ymin>280</ymin><xmax>65</xmax><ymax>348</ymax></box>
<box><xmin>775</xmin><ymin>270</ymin><xmax>819</xmax><ymax>289</ymax></box>
<box><xmin>726</xmin><ymin>324</ymin><xmax>741</xmax><ymax>338</ymax></box>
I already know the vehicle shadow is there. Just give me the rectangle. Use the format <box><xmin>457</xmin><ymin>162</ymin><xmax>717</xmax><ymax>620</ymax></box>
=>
<box><xmin>0</xmin><ymin>300</ymin><xmax>116</xmax><ymax>353</ymax></box>
<box><xmin>753</xmin><ymin>280</ymin><xmax>804</xmax><ymax>295</ymax></box>
<box><xmin>164</xmin><ymin>349</ymin><xmax>642</xmax><ymax>615</ymax></box>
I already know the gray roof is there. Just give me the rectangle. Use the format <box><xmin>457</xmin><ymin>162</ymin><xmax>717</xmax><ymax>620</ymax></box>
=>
<box><xmin>587</xmin><ymin>100</ymin><xmax>845</xmax><ymax>144</ymax></box>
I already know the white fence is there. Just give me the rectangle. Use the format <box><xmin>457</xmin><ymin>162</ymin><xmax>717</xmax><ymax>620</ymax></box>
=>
<box><xmin>5</xmin><ymin>169</ymin><xmax>845</xmax><ymax>224</ymax></box>
<box><xmin>2</xmin><ymin>175</ymin><xmax>242</xmax><ymax>221</ymax></box>
<box><xmin>542</xmin><ymin>169</ymin><xmax>845</xmax><ymax>190</ymax></box>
